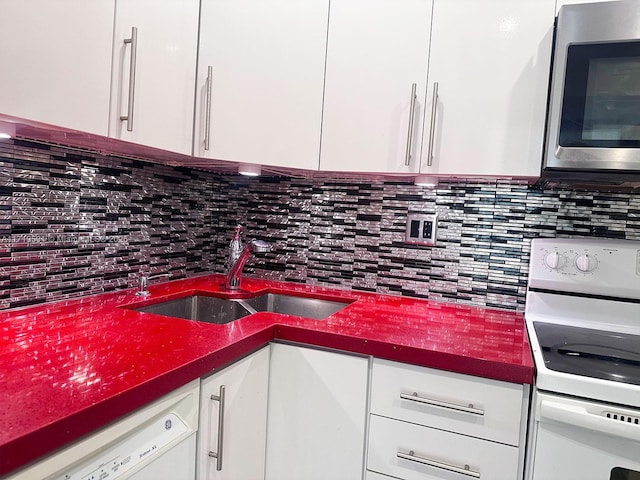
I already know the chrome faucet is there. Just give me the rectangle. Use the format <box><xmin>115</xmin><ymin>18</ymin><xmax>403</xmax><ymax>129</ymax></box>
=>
<box><xmin>227</xmin><ymin>225</ymin><xmax>244</xmax><ymax>271</ymax></box>
<box><xmin>225</xmin><ymin>239</ymin><xmax>271</xmax><ymax>290</ymax></box>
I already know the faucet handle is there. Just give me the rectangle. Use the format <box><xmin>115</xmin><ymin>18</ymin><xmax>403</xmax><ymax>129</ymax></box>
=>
<box><xmin>137</xmin><ymin>275</ymin><xmax>150</xmax><ymax>296</ymax></box>
<box><xmin>136</xmin><ymin>273</ymin><xmax>170</xmax><ymax>296</ymax></box>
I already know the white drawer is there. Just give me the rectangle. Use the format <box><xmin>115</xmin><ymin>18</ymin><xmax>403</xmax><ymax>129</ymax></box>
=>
<box><xmin>367</xmin><ymin>415</ymin><xmax>520</xmax><ymax>480</ymax></box>
<box><xmin>371</xmin><ymin>359</ymin><xmax>525</xmax><ymax>446</ymax></box>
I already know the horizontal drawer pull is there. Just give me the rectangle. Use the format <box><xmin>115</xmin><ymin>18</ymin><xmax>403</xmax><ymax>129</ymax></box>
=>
<box><xmin>400</xmin><ymin>392</ymin><xmax>484</xmax><ymax>416</ymax></box>
<box><xmin>398</xmin><ymin>450</ymin><xmax>480</xmax><ymax>478</ymax></box>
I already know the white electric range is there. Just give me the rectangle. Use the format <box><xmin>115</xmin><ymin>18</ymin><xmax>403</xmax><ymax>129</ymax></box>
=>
<box><xmin>525</xmin><ymin>238</ymin><xmax>640</xmax><ymax>480</ymax></box>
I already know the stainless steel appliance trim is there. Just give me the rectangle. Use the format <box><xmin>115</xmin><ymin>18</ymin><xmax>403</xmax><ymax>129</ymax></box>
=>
<box><xmin>545</xmin><ymin>2</ymin><xmax>640</xmax><ymax>171</ymax></box>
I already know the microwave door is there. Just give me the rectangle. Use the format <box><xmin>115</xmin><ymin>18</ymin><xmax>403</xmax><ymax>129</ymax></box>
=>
<box><xmin>544</xmin><ymin>1</ymin><xmax>640</xmax><ymax>173</ymax></box>
<box><xmin>552</xmin><ymin>42</ymin><xmax>640</xmax><ymax>170</ymax></box>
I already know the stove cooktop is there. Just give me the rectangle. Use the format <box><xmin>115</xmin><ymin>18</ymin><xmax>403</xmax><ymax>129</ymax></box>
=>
<box><xmin>534</xmin><ymin>322</ymin><xmax>640</xmax><ymax>387</ymax></box>
<box><xmin>526</xmin><ymin>238</ymin><xmax>640</xmax><ymax>407</ymax></box>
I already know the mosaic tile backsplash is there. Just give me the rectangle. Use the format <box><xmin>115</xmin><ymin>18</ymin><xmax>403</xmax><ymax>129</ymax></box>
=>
<box><xmin>2</xmin><ymin>139</ymin><xmax>640</xmax><ymax>311</ymax></box>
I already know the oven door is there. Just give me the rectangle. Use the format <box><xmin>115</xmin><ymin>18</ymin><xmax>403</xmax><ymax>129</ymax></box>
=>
<box><xmin>528</xmin><ymin>391</ymin><xmax>640</xmax><ymax>480</ymax></box>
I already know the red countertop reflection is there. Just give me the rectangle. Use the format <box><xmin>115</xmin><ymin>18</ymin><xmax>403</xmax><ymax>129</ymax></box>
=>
<box><xmin>0</xmin><ymin>275</ymin><xmax>533</xmax><ymax>476</ymax></box>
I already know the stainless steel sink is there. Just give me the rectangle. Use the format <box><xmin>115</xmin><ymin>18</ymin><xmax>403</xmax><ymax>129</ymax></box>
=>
<box><xmin>131</xmin><ymin>292</ymin><xmax>352</xmax><ymax>324</ymax></box>
<box><xmin>133</xmin><ymin>295</ymin><xmax>252</xmax><ymax>324</ymax></box>
<box><xmin>242</xmin><ymin>293</ymin><xmax>351</xmax><ymax>320</ymax></box>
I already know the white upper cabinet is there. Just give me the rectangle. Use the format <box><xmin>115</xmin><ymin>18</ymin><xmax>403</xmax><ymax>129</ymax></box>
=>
<box><xmin>319</xmin><ymin>0</ymin><xmax>433</xmax><ymax>173</ymax></box>
<box><xmin>421</xmin><ymin>0</ymin><xmax>556</xmax><ymax>176</ymax></box>
<box><xmin>109</xmin><ymin>0</ymin><xmax>199</xmax><ymax>154</ymax></box>
<box><xmin>0</xmin><ymin>0</ymin><xmax>115</xmax><ymax>135</ymax></box>
<box><xmin>194</xmin><ymin>0</ymin><xmax>329</xmax><ymax>170</ymax></box>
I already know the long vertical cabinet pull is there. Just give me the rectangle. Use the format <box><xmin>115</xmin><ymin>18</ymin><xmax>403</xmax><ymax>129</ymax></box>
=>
<box><xmin>204</xmin><ymin>65</ymin><xmax>213</xmax><ymax>151</ymax></box>
<box><xmin>120</xmin><ymin>27</ymin><xmax>138</xmax><ymax>132</ymax></box>
<box><xmin>404</xmin><ymin>83</ymin><xmax>418</xmax><ymax>166</ymax></box>
<box><xmin>208</xmin><ymin>384</ymin><xmax>226</xmax><ymax>471</ymax></box>
<box><xmin>426</xmin><ymin>82</ymin><xmax>439</xmax><ymax>167</ymax></box>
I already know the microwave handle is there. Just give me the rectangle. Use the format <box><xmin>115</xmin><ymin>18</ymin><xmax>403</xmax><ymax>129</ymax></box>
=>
<box><xmin>540</xmin><ymin>400</ymin><xmax>640</xmax><ymax>442</ymax></box>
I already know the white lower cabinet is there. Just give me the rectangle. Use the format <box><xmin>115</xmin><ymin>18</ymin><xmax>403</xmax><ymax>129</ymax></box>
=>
<box><xmin>368</xmin><ymin>415</ymin><xmax>519</xmax><ymax>480</ymax></box>
<box><xmin>197</xmin><ymin>346</ymin><xmax>270</xmax><ymax>480</ymax></box>
<box><xmin>264</xmin><ymin>343</ymin><xmax>369</xmax><ymax>480</ymax></box>
<box><xmin>367</xmin><ymin>359</ymin><xmax>529</xmax><ymax>480</ymax></box>
<box><xmin>197</xmin><ymin>348</ymin><xmax>528</xmax><ymax>480</ymax></box>
<box><xmin>370</xmin><ymin>358</ymin><xmax>525</xmax><ymax>446</ymax></box>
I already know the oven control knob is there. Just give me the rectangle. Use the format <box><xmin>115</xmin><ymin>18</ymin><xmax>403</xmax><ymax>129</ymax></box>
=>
<box><xmin>543</xmin><ymin>251</ymin><xmax>565</xmax><ymax>270</ymax></box>
<box><xmin>575</xmin><ymin>254</ymin><xmax>596</xmax><ymax>273</ymax></box>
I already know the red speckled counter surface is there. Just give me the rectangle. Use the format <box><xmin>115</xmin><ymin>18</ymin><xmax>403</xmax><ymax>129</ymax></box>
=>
<box><xmin>0</xmin><ymin>275</ymin><xmax>533</xmax><ymax>477</ymax></box>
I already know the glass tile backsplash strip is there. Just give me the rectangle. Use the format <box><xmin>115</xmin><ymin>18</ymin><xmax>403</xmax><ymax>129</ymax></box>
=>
<box><xmin>1</xmin><ymin>139</ymin><xmax>639</xmax><ymax>311</ymax></box>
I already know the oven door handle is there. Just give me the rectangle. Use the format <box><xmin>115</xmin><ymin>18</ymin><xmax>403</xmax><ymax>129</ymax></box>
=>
<box><xmin>540</xmin><ymin>400</ymin><xmax>640</xmax><ymax>442</ymax></box>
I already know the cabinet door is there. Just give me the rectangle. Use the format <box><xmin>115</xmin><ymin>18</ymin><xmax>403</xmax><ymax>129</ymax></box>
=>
<box><xmin>320</xmin><ymin>0</ymin><xmax>433</xmax><ymax>174</ymax></box>
<box><xmin>421</xmin><ymin>0</ymin><xmax>555</xmax><ymax>176</ymax></box>
<box><xmin>109</xmin><ymin>0</ymin><xmax>199</xmax><ymax>154</ymax></box>
<box><xmin>198</xmin><ymin>346</ymin><xmax>270</xmax><ymax>480</ymax></box>
<box><xmin>194</xmin><ymin>0</ymin><xmax>328</xmax><ymax>170</ymax></box>
<box><xmin>265</xmin><ymin>344</ymin><xmax>369</xmax><ymax>480</ymax></box>
<box><xmin>0</xmin><ymin>0</ymin><xmax>114</xmax><ymax>135</ymax></box>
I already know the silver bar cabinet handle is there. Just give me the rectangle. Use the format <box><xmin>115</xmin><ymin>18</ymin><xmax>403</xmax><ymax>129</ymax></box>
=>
<box><xmin>404</xmin><ymin>82</ymin><xmax>418</xmax><ymax>166</ymax></box>
<box><xmin>208</xmin><ymin>385</ymin><xmax>226</xmax><ymax>471</ymax></box>
<box><xmin>398</xmin><ymin>450</ymin><xmax>480</xmax><ymax>478</ymax></box>
<box><xmin>426</xmin><ymin>81</ymin><xmax>439</xmax><ymax>167</ymax></box>
<box><xmin>120</xmin><ymin>27</ymin><xmax>138</xmax><ymax>132</ymax></box>
<box><xmin>400</xmin><ymin>392</ymin><xmax>484</xmax><ymax>416</ymax></box>
<box><xmin>204</xmin><ymin>65</ymin><xmax>213</xmax><ymax>151</ymax></box>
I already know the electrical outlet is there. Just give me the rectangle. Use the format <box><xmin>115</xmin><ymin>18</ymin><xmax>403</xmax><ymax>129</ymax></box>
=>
<box><xmin>405</xmin><ymin>213</ymin><xmax>437</xmax><ymax>246</ymax></box>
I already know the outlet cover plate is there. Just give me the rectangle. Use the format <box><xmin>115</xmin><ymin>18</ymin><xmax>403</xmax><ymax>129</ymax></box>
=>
<box><xmin>405</xmin><ymin>213</ymin><xmax>437</xmax><ymax>246</ymax></box>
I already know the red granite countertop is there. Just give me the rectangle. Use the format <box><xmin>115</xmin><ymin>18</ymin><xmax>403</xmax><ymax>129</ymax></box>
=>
<box><xmin>0</xmin><ymin>275</ymin><xmax>533</xmax><ymax>477</ymax></box>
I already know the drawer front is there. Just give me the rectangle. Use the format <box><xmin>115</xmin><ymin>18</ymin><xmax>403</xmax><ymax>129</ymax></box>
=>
<box><xmin>368</xmin><ymin>415</ymin><xmax>519</xmax><ymax>480</ymax></box>
<box><xmin>371</xmin><ymin>359</ymin><xmax>524</xmax><ymax>446</ymax></box>
<box><xmin>366</xmin><ymin>471</ymin><xmax>396</xmax><ymax>480</ymax></box>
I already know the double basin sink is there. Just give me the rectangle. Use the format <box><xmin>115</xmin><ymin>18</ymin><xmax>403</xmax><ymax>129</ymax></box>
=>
<box><xmin>130</xmin><ymin>292</ymin><xmax>352</xmax><ymax>324</ymax></box>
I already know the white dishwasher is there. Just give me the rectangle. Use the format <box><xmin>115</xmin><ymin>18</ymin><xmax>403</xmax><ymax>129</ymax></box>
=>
<box><xmin>6</xmin><ymin>379</ymin><xmax>199</xmax><ymax>480</ymax></box>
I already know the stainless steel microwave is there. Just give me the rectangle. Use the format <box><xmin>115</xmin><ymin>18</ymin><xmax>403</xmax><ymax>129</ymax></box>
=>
<box><xmin>542</xmin><ymin>1</ymin><xmax>640</xmax><ymax>186</ymax></box>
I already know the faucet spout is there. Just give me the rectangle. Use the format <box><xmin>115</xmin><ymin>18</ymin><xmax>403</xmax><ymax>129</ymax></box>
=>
<box><xmin>225</xmin><ymin>239</ymin><xmax>271</xmax><ymax>290</ymax></box>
